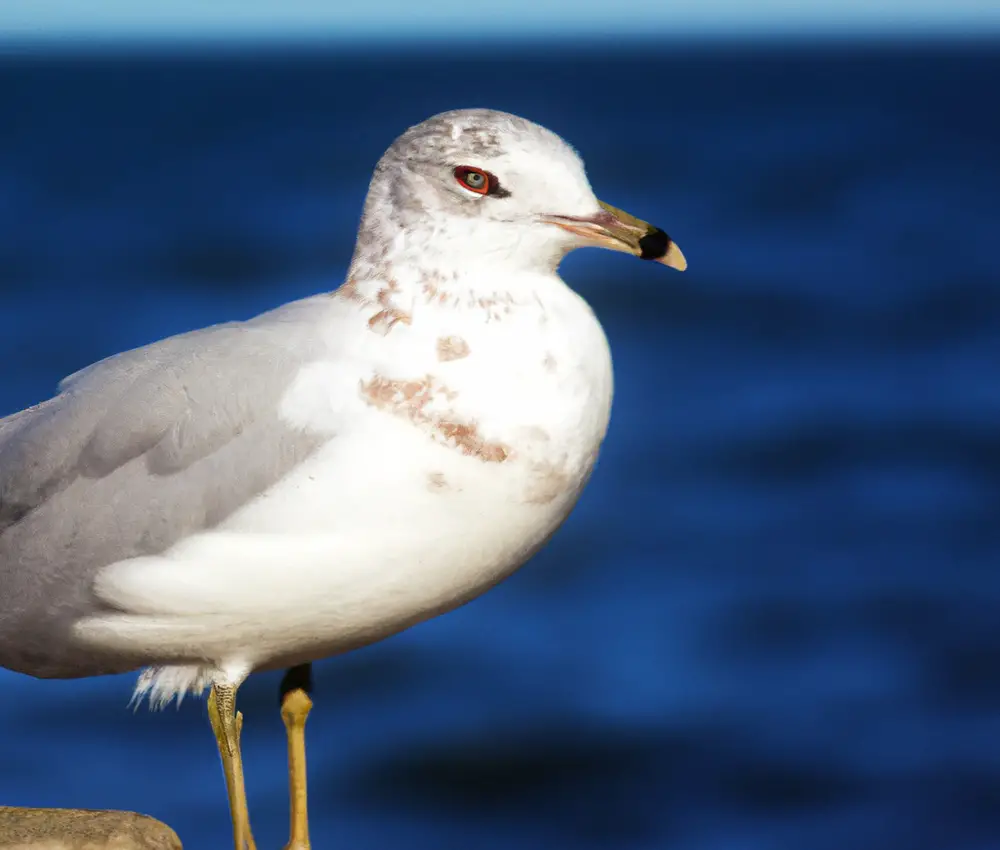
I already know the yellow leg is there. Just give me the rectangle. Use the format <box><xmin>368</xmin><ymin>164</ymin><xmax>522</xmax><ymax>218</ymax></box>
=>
<box><xmin>281</xmin><ymin>687</ymin><xmax>313</xmax><ymax>850</ymax></box>
<box><xmin>208</xmin><ymin>684</ymin><xmax>257</xmax><ymax>850</ymax></box>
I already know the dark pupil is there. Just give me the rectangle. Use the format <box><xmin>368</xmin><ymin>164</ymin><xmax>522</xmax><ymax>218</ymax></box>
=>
<box><xmin>465</xmin><ymin>172</ymin><xmax>485</xmax><ymax>188</ymax></box>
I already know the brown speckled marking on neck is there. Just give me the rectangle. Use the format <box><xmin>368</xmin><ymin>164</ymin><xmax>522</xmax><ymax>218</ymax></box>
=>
<box><xmin>335</xmin><ymin>277</ymin><xmax>412</xmax><ymax>336</ymax></box>
<box><xmin>368</xmin><ymin>279</ymin><xmax>412</xmax><ymax>336</ymax></box>
<box><xmin>421</xmin><ymin>269</ymin><xmax>462</xmax><ymax>308</ymax></box>
<box><xmin>359</xmin><ymin>374</ymin><xmax>510</xmax><ymax>464</ymax></box>
<box><xmin>435</xmin><ymin>421</ymin><xmax>510</xmax><ymax>463</ymax></box>
<box><xmin>437</xmin><ymin>336</ymin><xmax>471</xmax><ymax>361</ymax></box>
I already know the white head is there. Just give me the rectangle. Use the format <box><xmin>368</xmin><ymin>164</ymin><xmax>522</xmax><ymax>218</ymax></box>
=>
<box><xmin>349</xmin><ymin>108</ymin><xmax>686</xmax><ymax>282</ymax></box>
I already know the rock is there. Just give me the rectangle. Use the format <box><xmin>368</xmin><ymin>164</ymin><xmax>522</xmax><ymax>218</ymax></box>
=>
<box><xmin>0</xmin><ymin>807</ymin><xmax>181</xmax><ymax>850</ymax></box>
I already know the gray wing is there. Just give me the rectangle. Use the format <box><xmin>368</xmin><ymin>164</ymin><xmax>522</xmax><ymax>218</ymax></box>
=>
<box><xmin>0</xmin><ymin>302</ymin><xmax>330</xmax><ymax>676</ymax></box>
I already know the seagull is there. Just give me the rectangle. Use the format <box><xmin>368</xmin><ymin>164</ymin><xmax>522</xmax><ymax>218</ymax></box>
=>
<box><xmin>0</xmin><ymin>108</ymin><xmax>686</xmax><ymax>850</ymax></box>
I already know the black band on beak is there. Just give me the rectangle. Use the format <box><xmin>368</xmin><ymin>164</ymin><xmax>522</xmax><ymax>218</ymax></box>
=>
<box><xmin>638</xmin><ymin>228</ymin><xmax>672</xmax><ymax>261</ymax></box>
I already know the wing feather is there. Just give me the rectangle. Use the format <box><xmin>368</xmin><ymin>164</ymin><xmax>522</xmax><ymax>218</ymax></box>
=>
<box><xmin>0</xmin><ymin>301</ymin><xmax>333</xmax><ymax>676</ymax></box>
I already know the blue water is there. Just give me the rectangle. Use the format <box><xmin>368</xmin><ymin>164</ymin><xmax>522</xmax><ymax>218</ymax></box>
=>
<box><xmin>1</xmin><ymin>42</ymin><xmax>999</xmax><ymax>850</ymax></box>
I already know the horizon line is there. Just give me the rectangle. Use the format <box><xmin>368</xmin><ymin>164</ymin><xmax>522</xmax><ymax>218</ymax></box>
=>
<box><xmin>1</xmin><ymin>27</ymin><xmax>997</xmax><ymax>56</ymax></box>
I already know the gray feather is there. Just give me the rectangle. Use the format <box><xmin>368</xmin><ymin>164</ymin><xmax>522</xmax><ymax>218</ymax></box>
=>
<box><xmin>0</xmin><ymin>298</ymin><xmax>332</xmax><ymax>677</ymax></box>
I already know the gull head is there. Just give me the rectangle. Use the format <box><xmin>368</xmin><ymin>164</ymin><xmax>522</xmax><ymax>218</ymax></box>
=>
<box><xmin>350</xmin><ymin>108</ymin><xmax>686</xmax><ymax>279</ymax></box>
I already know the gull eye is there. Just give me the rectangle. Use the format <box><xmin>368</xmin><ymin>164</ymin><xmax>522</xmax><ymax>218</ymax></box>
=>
<box><xmin>454</xmin><ymin>166</ymin><xmax>490</xmax><ymax>195</ymax></box>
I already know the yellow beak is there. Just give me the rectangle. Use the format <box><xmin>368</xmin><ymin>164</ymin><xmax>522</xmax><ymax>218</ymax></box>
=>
<box><xmin>541</xmin><ymin>199</ymin><xmax>687</xmax><ymax>271</ymax></box>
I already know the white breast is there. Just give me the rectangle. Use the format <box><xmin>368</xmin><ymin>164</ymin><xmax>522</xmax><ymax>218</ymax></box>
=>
<box><xmin>81</xmin><ymin>271</ymin><xmax>614</xmax><ymax>669</ymax></box>
<box><xmin>271</xmin><ymin>270</ymin><xmax>613</xmax><ymax>530</ymax></box>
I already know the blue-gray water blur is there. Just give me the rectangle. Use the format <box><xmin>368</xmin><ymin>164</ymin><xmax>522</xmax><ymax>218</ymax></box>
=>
<box><xmin>0</xmin><ymin>40</ymin><xmax>998</xmax><ymax>850</ymax></box>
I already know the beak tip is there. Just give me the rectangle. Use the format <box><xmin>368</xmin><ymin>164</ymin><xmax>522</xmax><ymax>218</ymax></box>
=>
<box><xmin>637</xmin><ymin>227</ymin><xmax>686</xmax><ymax>272</ymax></box>
<box><xmin>660</xmin><ymin>243</ymin><xmax>687</xmax><ymax>272</ymax></box>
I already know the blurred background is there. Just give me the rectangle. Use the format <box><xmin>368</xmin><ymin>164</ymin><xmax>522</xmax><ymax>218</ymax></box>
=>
<box><xmin>1</xmin><ymin>2</ymin><xmax>999</xmax><ymax>849</ymax></box>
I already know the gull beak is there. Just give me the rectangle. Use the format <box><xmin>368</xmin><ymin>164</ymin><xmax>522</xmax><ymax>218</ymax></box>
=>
<box><xmin>542</xmin><ymin>200</ymin><xmax>687</xmax><ymax>271</ymax></box>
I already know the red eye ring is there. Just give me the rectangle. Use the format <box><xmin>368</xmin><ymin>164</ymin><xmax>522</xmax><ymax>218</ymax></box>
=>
<box><xmin>454</xmin><ymin>166</ymin><xmax>491</xmax><ymax>195</ymax></box>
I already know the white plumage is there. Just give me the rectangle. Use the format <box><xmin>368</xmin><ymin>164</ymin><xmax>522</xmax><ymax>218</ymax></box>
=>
<box><xmin>0</xmin><ymin>108</ymin><xmax>684</xmax><ymax>711</ymax></box>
